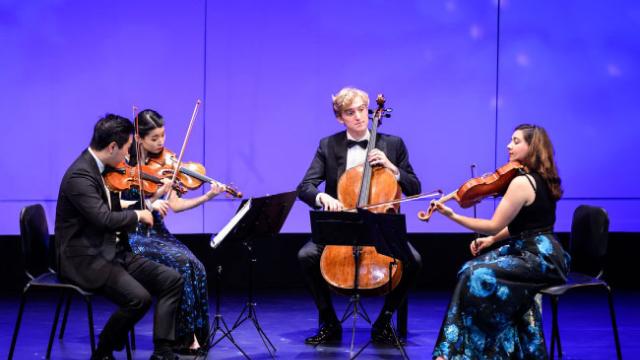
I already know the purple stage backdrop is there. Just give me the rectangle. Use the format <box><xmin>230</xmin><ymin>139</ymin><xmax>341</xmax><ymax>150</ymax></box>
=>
<box><xmin>1</xmin><ymin>1</ymin><xmax>638</xmax><ymax>235</ymax></box>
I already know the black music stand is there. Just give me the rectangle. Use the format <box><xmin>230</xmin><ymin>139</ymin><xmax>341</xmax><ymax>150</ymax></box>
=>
<box><xmin>200</xmin><ymin>262</ymin><xmax>249</xmax><ymax>360</ymax></box>
<box><xmin>209</xmin><ymin>191</ymin><xmax>296</xmax><ymax>359</ymax></box>
<box><xmin>200</xmin><ymin>198</ymin><xmax>253</xmax><ymax>359</ymax></box>
<box><xmin>310</xmin><ymin>209</ymin><xmax>409</xmax><ymax>359</ymax></box>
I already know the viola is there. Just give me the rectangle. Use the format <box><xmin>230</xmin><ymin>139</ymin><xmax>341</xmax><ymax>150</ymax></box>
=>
<box><xmin>319</xmin><ymin>94</ymin><xmax>403</xmax><ymax>297</ymax></box>
<box><xmin>147</xmin><ymin>148</ymin><xmax>242</xmax><ymax>198</ymax></box>
<box><xmin>417</xmin><ymin>161</ymin><xmax>526</xmax><ymax>221</ymax></box>
<box><xmin>103</xmin><ymin>161</ymin><xmax>186</xmax><ymax>196</ymax></box>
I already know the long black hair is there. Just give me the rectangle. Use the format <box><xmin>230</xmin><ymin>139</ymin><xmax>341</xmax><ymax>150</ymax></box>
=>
<box><xmin>129</xmin><ymin>109</ymin><xmax>165</xmax><ymax>165</ymax></box>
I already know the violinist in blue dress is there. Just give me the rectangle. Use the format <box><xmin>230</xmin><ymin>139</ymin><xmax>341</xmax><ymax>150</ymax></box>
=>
<box><xmin>429</xmin><ymin>124</ymin><xmax>570</xmax><ymax>359</ymax></box>
<box><xmin>121</xmin><ymin>109</ymin><xmax>224</xmax><ymax>355</ymax></box>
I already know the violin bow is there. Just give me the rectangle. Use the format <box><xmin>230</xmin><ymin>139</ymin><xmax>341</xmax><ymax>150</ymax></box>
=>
<box><xmin>345</xmin><ymin>190</ymin><xmax>443</xmax><ymax>212</ymax></box>
<box><xmin>133</xmin><ymin>105</ymin><xmax>146</xmax><ymax>210</ymax></box>
<box><xmin>470</xmin><ymin>164</ymin><xmax>479</xmax><ymax>250</ymax></box>
<box><xmin>164</xmin><ymin>100</ymin><xmax>201</xmax><ymax>201</ymax></box>
<box><xmin>133</xmin><ymin>105</ymin><xmax>151</xmax><ymax>236</ymax></box>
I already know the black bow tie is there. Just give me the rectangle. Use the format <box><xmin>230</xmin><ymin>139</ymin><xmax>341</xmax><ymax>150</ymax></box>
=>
<box><xmin>347</xmin><ymin>139</ymin><xmax>369</xmax><ymax>149</ymax></box>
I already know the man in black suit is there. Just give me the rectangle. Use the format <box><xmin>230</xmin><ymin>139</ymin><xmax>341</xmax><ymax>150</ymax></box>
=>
<box><xmin>297</xmin><ymin>87</ymin><xmax>422</xmax><ymax>345</ymax></box>
<box><xmin>55</xmin><ymin>114</ymin><xmax>183</xmax><ymax>360</ymax></box>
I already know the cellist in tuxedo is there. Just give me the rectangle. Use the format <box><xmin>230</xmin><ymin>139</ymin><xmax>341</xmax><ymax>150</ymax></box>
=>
<box><xmin>297</xmin><ymin>87</ymin><xmax>422</xmax><ymax>345</ymax></box>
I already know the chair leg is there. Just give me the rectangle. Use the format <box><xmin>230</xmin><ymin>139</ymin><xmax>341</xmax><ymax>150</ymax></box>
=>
<box><xmin>46</xmin><ymin>291</ymin><xmax>66</xmax><ymax>359</ymax></box>
<box><xmin>606</xmin><ymin>286</ymin><xmax>623</xmax><ymax>360</ymax></box>
<box><xmin>85</xmin><ymin>296</ymin><xmax>96</xmax><ymax>354</ymax></box>
<box><xmin>8</xmin><ymin>290</ymin><xmax>29</xmax><ymax>360</ymax></box>
<box><xmin>549</xmin><ymin>295</ymin><xmax>561</xmax><ymax>359</ymax></box>
<box><xmin>130</xmin><ymin>326</ymin><xmax>136</xmax><ymax>350</ymax></box>
<box><xmin>549</xmin><ymin>296</ymin><xmax>555</xmax><ymax>359</ymax></box>
<box><xmin>553</xmin><ymin>296</ymin><xmax>563</xmax><ymax>358</ymax></box>
<box><xmin>58</xmin><ymin>292</ymin><xmax>73</xmax><ymax>339</ymax></box>
<box><xmin>125</xmin><ymin>335</ymin><xmax>132</xmax><ymax>360</ymax></box>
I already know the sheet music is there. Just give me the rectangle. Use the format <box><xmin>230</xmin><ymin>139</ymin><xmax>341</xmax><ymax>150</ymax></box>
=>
<box><xmin>210</xmin><ymin>198</ymin><xmax>252</xmax><ymax>248</ymax></box>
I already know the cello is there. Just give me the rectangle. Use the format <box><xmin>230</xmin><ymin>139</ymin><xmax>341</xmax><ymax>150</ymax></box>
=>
<box><xmin>319</xmin><ymin>94</ymin><xmax>403</xmax><ymax>297</ymax></box>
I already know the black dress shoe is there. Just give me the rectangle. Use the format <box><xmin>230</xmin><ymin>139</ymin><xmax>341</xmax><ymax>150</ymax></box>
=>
<box><xmin>174</xmin><ymin>346</ymin><xmax>208</xmax><ymax>356</ymax></box>
<box><xmin>304</xmin><ymin>322</ymin><xmax>342</xmax><ymax>344</ymax></box>
<box><xmin>371</xmin><ymin>322</ymin><xmax>406</xmax><ymax>346</ymax></box>
<box><xmin>149</xmin><ymin>350</ymin><xmax>179</xmax><ymax>360</ymax></box>
<box><xmin>90</xmin><ymin>353</ymin><xmax>115</xmax><ymax>360</ymax></box>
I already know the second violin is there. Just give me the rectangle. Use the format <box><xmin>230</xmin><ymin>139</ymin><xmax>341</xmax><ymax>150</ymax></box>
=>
<box><xmin>147</xmin><ymin>148</ymin><xmax>242</xmax><ymax>198</ymax></box>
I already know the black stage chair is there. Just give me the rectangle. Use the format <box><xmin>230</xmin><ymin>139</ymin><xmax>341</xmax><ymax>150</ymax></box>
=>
<box><xmin>540</xmin><ymin>205</ymin><xmax>622</xmax><ymax>359</ymax></box>
<box><xmin>8</xmin><ymin>204</ymin><xmax>133</xmax><ymax>360</ymax></box>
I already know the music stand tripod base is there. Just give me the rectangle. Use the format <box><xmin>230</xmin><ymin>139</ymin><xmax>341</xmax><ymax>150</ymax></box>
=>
<box><xmin>200</xmin><ymin>265</ymin><xmax>250</xmax><ymax>360</ymax></box>
<box><xmin>231</xmin><ymin>241</ymin><xmax>277</xmax><ymax>359</ymax></box>
<box><xmin>349</xmin><ymin>261</ymin><xmax>409</xmax><ymax>360</ymax></box>
<box><xmin>209</xmin><ymin>191</ymin><xmax>297</xmax><ymax>359</ymax></box>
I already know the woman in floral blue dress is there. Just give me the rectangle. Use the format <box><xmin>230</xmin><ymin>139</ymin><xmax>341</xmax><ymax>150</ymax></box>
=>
<box><xmin>430</xmin><ymin>124</ymin><xmax>570</xmax><ymax>359</ymax></box>
<box><xmin>121</xmin><ymin>109</ymin><xmax>224</xmax><ymax>354</ymax></box>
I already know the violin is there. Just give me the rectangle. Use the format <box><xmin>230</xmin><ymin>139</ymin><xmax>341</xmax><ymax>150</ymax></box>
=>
<box><xmin>417</xmin><ymin>161</ymin><xmax>526</xmax><ymax>221</ymax></box>
<box><xmin>103</xmin><ymin>161</ymin><xmax>186</xmax><ymax>196</ymax></box>
<box><xmin>147</xmin><ymin>148</ymin><xmax>242</xmax><ymax>198</ymax></box>
<box><xmin>319</xmin><ymin>94</ymin><xmax>403</xmax><ymax>297</ymax></box>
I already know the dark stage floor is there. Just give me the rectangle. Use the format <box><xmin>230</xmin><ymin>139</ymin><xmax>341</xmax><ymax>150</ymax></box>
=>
<box><xmin>1</xmin><ymin>289</ymin><xmax>637</xmax><ymax>359</ymax></box>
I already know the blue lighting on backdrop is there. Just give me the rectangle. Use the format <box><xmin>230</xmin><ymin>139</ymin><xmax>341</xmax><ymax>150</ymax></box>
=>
<box><xmin>0</xmin><ymin>1</ymin><xmax>638</xmax><ymax>234</ymax></box>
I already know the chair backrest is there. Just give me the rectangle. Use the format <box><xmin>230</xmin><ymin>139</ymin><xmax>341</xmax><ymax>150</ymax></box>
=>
<box><xmin>19</xmin><ymin>204</ymin><xmax>51</xmax><ymax>279</ymax></box>
<box><xmin>569</xmin><ymin>205</ymin><xmax>609</xmax><ymax>277</ymax></box>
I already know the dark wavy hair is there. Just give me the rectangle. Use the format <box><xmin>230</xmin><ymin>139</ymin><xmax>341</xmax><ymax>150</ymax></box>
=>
<box><xmin>515</xmin><ymin>124</ymin><xmax>563</xmax><ymax>200</ymax></box>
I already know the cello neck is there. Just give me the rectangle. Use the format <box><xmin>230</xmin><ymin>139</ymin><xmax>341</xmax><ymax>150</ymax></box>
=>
<box><xmin>356</xmin><ymin>94</ymin><xmax>386</xmax><ymax>207</ymax></box>
<box><xmin>356</xmin><ymin>117</ymin><xmax>378</xmax><ymax>207</ymax></box>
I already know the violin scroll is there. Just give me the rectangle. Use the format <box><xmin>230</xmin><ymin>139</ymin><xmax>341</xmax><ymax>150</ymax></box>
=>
<box><xmin>221</xmin><ymin>183</ymin><xmax>243</xmax><ymax>198</ymax></box>
<box><xmin>417</xmin><ymin>204</ymin><xmax>436</xmax><ymax>222</ymax></box>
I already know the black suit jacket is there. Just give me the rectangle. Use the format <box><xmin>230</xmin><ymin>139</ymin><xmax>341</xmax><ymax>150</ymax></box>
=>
<box><xmin>297</xmin><ymin>131</ymin><xmax>421</xmax><ymax>208</ymax></box>
<box><xmin>55</xmin><ymin>150</ymin><xmax>138</xmax><ymax>290</ymax></box>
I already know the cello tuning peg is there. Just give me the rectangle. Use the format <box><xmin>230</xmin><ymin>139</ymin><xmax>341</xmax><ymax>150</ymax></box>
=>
<box><xmin>385</xmin><ymin>107</ymin><xmax>393</xmax><ymax>112</ymax></box>
<box><xmin>368</xmin><ymin>109</ymin><xmax>374</xmax><ymax>114</ymax></box>
<box><xmin>384</xmin><ymin>114</ymin><xmax>391</xmax><ymax>118</ymax></box>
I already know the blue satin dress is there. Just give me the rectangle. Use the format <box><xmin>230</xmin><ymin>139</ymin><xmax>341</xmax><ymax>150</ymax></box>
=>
<box><xmin>432</xmin><ymin>234</ymin><xmax>570</xmax><ymax>359</ymax></box>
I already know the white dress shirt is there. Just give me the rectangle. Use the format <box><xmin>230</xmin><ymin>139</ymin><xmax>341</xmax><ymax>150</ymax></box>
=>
<box><xmin>345</xmin><ymin>131</ymin><xmax>370</xmax><ymax>170</ymax></box>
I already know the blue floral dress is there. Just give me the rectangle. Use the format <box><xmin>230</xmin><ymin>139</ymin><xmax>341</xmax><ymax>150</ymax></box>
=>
<box><xmin>122</xmin><ymin>189</ymin><xmax>210</xmax><ymax>348</ymax></box>
<box><xmin>433</xmin><ymin>173</ymin><xmax>570</xmax><ymax>359</ymax></box>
